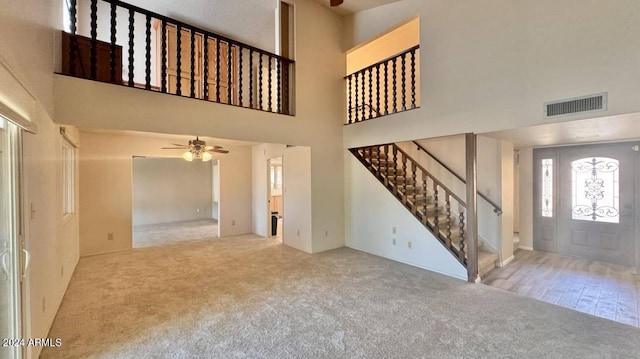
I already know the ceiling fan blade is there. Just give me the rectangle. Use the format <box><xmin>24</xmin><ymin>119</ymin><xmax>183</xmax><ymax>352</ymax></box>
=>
<box><xmin>171</xmin><ymin>143</ymin><xmax>188</xmax><ymax>147</ymax></box>
<box><xmin>209</xmin><ymin>149</ymin><xmax>229</xmax><ymax>154</ymax></box>
<box><xmin>330</xmin><ymin>0</ymin><xmax>343</xmax><ymax>6</ymax></box>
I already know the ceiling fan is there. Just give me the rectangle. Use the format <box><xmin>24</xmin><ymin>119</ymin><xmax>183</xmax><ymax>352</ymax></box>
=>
<box><xmin>161</xmin><ymin>137</ymin><xmax>229</xmax><ymax>162</ymax></box>
<box><xmin>330</xmin><ymin>0</ymin><xmax>343</xmax><ymax>6</ymax></box>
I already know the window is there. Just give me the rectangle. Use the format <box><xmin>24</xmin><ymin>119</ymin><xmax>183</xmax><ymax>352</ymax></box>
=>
<box><xmin>541</xmin><ymin>158</ymin><xmax>553</xmax><ymax>217</ymax></box>
<box><xmin>62</xmin><ymin>0</ymin><xmax>74</xmax><ymax>33</ymax></box>
<box><xmin>571</xmin><ymin>157</ymin><xmax>619</xmax><ymax>223</ymax></box>
<box><xmin>270</xmin><ymin>164</ymin><xmax>282</xmax><ymax>190</ymax></box>
<box><xmin>62</xmin><ymin>139</ymin><xmax>75</xmax><ymax>215</ymax></box>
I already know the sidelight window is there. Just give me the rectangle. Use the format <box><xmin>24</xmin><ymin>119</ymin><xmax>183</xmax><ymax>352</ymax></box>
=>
<box><xmin>571</xmin><ymin>157</ymin><xmax>619</xmax><ymax>223</ymax></box>
<box><xmin>541</xmin><ymin>159</ymin><xmax>553</xmax><ymax>217</ymax></box>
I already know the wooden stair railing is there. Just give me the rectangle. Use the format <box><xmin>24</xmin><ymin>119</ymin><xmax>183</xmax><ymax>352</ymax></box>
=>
<box><xmin>350</xmin><ymin>143</ymin><xmax>472</xmax><ymax>267</ymax></box>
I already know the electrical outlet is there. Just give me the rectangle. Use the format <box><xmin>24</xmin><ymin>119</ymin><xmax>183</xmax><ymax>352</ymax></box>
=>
<box><xmin>107</xmin><ymin>233</ymin><xmax>114</xmax><ymax>241</ymax></box>
<box><xmin>392</xmin><ymin>226</ymin><xmax>396</xmax><ymax>234</ymax></box>
<box><xmin>196</xmin><ymin>208</ymin><xmax>200</xmax><ymax>213</ymax></box>
<box><xmin>392</xmin><ymin>238</ymin><xmax>396</xmax><ymax>245</ymax></box>
<box><xmin>408</xmin><ymin>241</ymin><xmax>412</xmax><ymax>249</ymax></box>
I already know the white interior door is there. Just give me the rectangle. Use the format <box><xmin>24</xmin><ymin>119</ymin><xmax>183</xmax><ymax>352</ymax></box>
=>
<box><xmin>0</xmin><ymin>117</ymin><xmax>22</xmax><ymax>359</ymax></box>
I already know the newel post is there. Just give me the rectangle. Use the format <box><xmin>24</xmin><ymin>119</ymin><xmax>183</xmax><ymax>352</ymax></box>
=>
<box><xmin>465</xmin><ymin>133</ymin><xmax>479</xmax><ymax>283</ymax></box>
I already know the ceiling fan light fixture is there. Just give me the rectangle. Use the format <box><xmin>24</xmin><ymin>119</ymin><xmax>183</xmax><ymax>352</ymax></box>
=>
<box><xmin>202</xmin><ymin>151</ymin><xmax>213</xmax><ymax>162</ymax></box>
<box><xmin>182</xmin><ymin>151</ymin><xmax>194</xmax><ymax>162</ymax></box>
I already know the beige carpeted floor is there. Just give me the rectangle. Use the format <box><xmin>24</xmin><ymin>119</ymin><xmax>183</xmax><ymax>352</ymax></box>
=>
<box><xmin>43</xmin><ymin>232</ymin><xmax>640</xmax><ymax>358</ymax></box>
<box><xmin>133</xmin><ymin>219</ymin><xmax>218</xmax><ymax>248</ymax></box>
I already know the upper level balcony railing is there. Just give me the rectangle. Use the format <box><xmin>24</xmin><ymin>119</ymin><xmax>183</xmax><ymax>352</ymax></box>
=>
<box><xmin>61</xmin><ymin>0</ymin><xmax>294</xmax><ymax>115</ymax></box>
<box><xmin>344</xmin><ymin>45</ymin><xmax>420</xmax><ymax>125</ymax></box>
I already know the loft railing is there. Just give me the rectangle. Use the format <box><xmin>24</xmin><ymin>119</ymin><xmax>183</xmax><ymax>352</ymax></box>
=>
<box><xmin>351</xmin><ymin>143</ymin><xmax>471</xmax><ymax>268</ymax></box>
<box><xmin>344</xmin><ymin>45</ymin><xmax>420</xmax><ymax>125</ymax></box>
<box><xmin>61</xmin><ymin>0</ymin><xmax>294</xmax><ymax>115</ymax></box>
<box><xmin>412</xmin><ymin>141</ymin><xmax>503</xmax><ymax>215</ymax></box>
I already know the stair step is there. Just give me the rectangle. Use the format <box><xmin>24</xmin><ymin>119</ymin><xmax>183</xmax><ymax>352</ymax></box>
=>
<box><xmin>478</xmin><ymin>251</ymin><xmax>499</xmax><ymax>278</ymax></box>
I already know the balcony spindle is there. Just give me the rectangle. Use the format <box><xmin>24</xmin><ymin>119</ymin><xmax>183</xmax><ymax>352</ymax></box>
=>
<box><xmin>145</xmin><ymin>15</ymin><xmax>151</xmax><ymax>90</ymax></box>
<box><xmin>203</xmin><ymin>36</ymin><xmax>209</xmax><ymax>100</ymax></box>
<box><xmin>375</xmin><ymin>65</ymin><xmax>380</xmax><ymax>118</ymax></box>
<box><xmin>368</xmin><ymin>69</ymin><xmax>373</xmax><ymax>119</ymax></box>
<box><xmin>227</xmin><ymin>43</ymin><xmax>233</xmax><ymax>104</ymax></box>
<box><xmin>68</xmin><ymin>0</ymin><xmax>78</xmax><ymax>76</ymax></box>
<box><xmin>354</xmin><ymin>73</ymin><xmax>359</xmax><ymax>122</ymax></box>
<box><xmin>392</xmin><ymin>58</ymin><xmax>397</xmax><ymax>113</ymax></box>
<box><xmin>176</xmin><ymin>24</ymin><xmax>182</xmax><ymax>95</ymax></box>
<box><xmin>238</xmin><ymin>49</ymin><xmax>243</xmax><ymax>107</ymax></box>
<box><xmin>249</xmin><ymin>50</ymin><xmax>254</xmax><ymax>108</ymax></box>
<box><xmin>411</xmin><ymin>48</ymin><xmax>416</xmax><ymax>109</ymax></box>
<box><xmin>127</xmin><ymin>9</ymin><xmax>134</xmax><ymax>87</ymax></box>
<box><xmin>283</xmin><ymin>60</ymin><xmax>290</xmax><ymax>114</ymax></box>
<box><xmin>277</xmin><ymin>58</ymin><xmax>281</xmax><ymax>113</ymax></box>
<box><xmin>190</xmin><ymin>30</ymin><xmax>196</xmax><ymax>98</ymax></box>
<box><xmin>161</xmin><ymin>20</ymin><xmax>167</xmax><ymax>93</ymax></box>
<box><xmin>90</xmin><ymin>0</ymin><xmax>97</xmax><ymax>80</ymax></box>
<box><xmin>258</xmin><ymin>54</ymin><xmax>264</xmax><ymax>110</ymax></box>
<box><xmin>268</xmin><ymin>56</ymin><xmax>273</xmax><ymax>111</ymax></box>
<box><xmin>347</xmin><ymin>75</ymin><xmax>352</xmax><ymax>124</ymax></box>
<box><xmin>215</xmin><ymin>39</ymin><xmax>220</xmax><ymax>102</ymax></box>
<box><xmin>361</xmin><ymin>69</ymin><xmax>366</xmax><ymax>121</ymax></box>
<box><xmin>384</xmin><ymin>62</ymin><xmax>389</xmax><ymax>115</ymax></box>
<box><xmin>401</xmin><ymin>53</ymin><xmax>407</xmax><ymax>111</ymax></box>
<box><xmin>109</xmin><ymin>2</ymin><xmax>117</xmax><ymax>83</ymax></box>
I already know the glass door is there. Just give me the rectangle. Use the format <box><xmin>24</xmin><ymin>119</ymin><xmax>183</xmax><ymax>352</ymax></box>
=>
<box><xmin>0</xmin><ymin>117</ymin><xmax>22</xmax><ymax>359</ymax></box>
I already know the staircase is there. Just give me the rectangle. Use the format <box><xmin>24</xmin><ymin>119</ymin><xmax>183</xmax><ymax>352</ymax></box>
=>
<box><xmin>350</xmin><ymin>144</ymin><xmax>499</xmax><ymax>280</ymax></box>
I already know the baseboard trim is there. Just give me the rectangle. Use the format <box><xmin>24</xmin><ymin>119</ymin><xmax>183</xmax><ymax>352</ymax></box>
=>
<box><xmin>499</xmin><ymin>255</ymin><xmax>515</xmax><ymax>267</ymax></box>
<box><xmin>81</xmin><ymin>248</ymin><xmax>132</xmax><ymax>258</ymax></box>
<box><xmin>518</xmin><ymin>245</ymin><xmax>534</xmax><ymax>251</ymax></box>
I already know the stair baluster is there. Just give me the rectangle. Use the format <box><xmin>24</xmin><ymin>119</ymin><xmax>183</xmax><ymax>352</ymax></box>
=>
<box><xmin>433</xmin><ymin>183</ymin><xmax>439</xmax><ymax>231</ymax></box>
<box><xmin>459</xmin><ymin>210</ymin><xmax>466</xmax><ymax>262</ymax></box>
<box><xmin>411</xmin><ymin>161</ymin><xmax>417</xmax><ymax>213</ymax></box>
<box><xmin>392</xmin><ymin>146</ymin><xmax>398</xmax><ymax>196</ymax></box>
<box><xmin>445</xmin><ymin>194</ymin><xmax>452</xmax><ymax>248</ymax></box>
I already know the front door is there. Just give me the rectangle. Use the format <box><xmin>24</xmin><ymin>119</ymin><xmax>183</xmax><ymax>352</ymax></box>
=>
<box><xmin>534</xmin><ymin>142</ymin><xmax>638</xmax><ymax>267</ymax></box>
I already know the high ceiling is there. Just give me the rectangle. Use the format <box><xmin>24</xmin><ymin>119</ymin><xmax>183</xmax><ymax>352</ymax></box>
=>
<box><xmin>310</xmin><ymin>0</ymin><xmax>402</xmax><ymax>16</ymax></box>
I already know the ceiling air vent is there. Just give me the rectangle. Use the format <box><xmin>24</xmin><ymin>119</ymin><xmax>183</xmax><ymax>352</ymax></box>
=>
<box><xmin>545</xmin><ymin>93</ymin><xmax>607</xmax><ymax>118</ymax></box>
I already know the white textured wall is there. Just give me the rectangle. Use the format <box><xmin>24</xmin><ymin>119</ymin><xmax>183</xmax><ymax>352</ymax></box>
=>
<box><xmin>344</xmin><ymin>0</ymin><xmax>640</xmax><ymax>148</ymax></box>
<box><xmin>132</xmin><ymin>158</ymin><xmax>212</xmax><ymax>226</ymax></box>
<box><xmin>252</xmin><ymin>143</ymin><xmax>287</xmax><ymax>238</ymax></box>
<box><xmin>518</xmin><ymin>148</ymin><xmax>534</xmax><ymax>250</ymax></box>
<box><xmin>282</xmin><ymin>146</ymin><xmax>313</xmax><ymax>253</ymax></box>
<box><xmin>345</xmin><ymin>153</ymin><xmax>467</xmax><ymax>280</ymax></box>
<box><xmin>1</xmin><ymin>1</ymin><xmax>79</xmax><ymax>358</ymax></box>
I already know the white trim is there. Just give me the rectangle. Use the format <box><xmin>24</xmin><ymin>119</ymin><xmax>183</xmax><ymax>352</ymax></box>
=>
<box><xmin>518</xmin><ymin>245</ymin><xmax>534</xmax><ymax>251</ymax></box>
<box><xmin>498</xmin><ymin>255</ymin><xmax>515</xmax><ymax>267</ymax></box>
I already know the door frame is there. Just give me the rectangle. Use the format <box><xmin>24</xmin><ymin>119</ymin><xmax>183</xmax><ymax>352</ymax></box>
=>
<box><xmin>533</xmin><ymin>141</ymin><xmax>640</xmax><ymax>270</ymax></box>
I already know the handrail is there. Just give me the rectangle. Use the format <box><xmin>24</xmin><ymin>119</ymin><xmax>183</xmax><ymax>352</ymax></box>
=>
<box><xmin>412</xmin><ymin>141</ymin><xmax>503</xmax><ymax>215</ymax></box>
<box><xmin>101</xmin><ymin>0</ymin><xmax>293</xmax><ymax>63</ymax></box>
<box><xmin>344</xmin><ymin>45</ymin><xmax>420</xmax><ymax>79</ymax></box>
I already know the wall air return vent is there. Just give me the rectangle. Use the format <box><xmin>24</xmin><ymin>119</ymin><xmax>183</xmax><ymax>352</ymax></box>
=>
<box><xmin>545</xmin><ymin>93</ymin><xmax>607</xmax><ymax>118</ymax></box>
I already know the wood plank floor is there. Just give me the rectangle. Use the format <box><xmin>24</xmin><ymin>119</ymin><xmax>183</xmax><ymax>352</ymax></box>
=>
<box><xmin>482</xmin><ymin>249</ymin><xmax>640</xmax><ymax>328</ymax></box>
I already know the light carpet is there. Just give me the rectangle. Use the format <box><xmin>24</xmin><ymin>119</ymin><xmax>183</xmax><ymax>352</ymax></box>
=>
<box><xmin>43</xmin><ymin>235</ymin><xmax>640</xmax><ymax>358</ymax></box>
<box><xmin>133</xmin><ymin>219</ymin><xmax>218</xmax><ymax>248</ymax></box>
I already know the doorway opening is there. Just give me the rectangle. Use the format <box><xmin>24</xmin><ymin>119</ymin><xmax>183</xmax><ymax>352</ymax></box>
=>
<box><xmin>132</xmin><ymin>157</ymin><xmax>219</xmax><ymax>248</ymax></box>
<box><xmin>268</xmin><ymin>157</ymin><xmax>283</xmax><ymax>240</ymax></box>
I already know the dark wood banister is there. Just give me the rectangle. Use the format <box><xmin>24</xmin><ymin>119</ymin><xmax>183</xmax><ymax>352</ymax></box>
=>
<box><xmin>344</xmin><ymin>45</ymin><xmax>420</xmax><ymax>79</ymax></box>
<box><xmin>412</xmin><ymin>140</ymin><xmax>503</xmax><ymax>215</ymax></box>
<box><xmin>101</xmin><ymin>0</ymin><xmax>294</xmax><ymax>64</ymax></box>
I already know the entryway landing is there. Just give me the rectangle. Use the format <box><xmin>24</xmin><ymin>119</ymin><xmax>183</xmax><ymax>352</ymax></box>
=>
<box><xmin>483</xmin><ymin>249</ymin><xmax>640</xmax><ymax>328</ymax></box>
